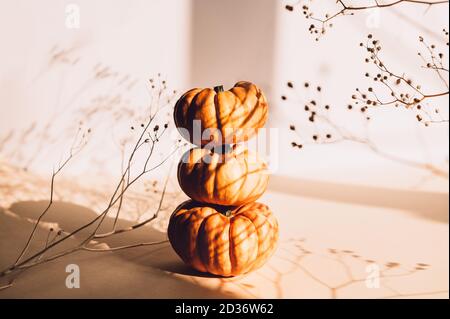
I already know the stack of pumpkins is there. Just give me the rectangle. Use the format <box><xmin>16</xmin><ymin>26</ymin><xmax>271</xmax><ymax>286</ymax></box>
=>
<box><xmin>168</xmin><ymin>81</ymin><xmax>279</xmax><ymax>277</ymax></box>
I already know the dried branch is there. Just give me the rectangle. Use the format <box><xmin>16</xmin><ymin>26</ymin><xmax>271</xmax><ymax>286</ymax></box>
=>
<box><xmin>82</xmin><ymin>240</ymin><xmax>168</xmax><ymax>253</ymax></box>
<box><xmin>94</xmin><ymin>155</ymin><xmax>175</xmax><ymax>239</ymax></box>
<box><xmin>12</xmin><ymin>128</ymin><xmax>89</xmax><ymax>266</ymax></box>
<box><xmin>351</xmin><ymin>32</ymin><xmax>449</xmax><ymax>125</ymax></box>
<box><xmin>282</xmin><ymin>81</ymin><xmax>449</xmax><ymax>178</ymax></box>
<box><xmin>285</xmin><ymin>0</ymin><xmax>449</xmax><ymax>40</ymax></box>
<box><xmin>0</xmin><ymin>77</ymin><xmax>182</xmax><ymax>288</ymax></box>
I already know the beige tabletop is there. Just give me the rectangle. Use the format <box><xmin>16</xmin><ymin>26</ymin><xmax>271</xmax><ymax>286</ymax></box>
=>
<box><xmin>0</xmin><ymin>169</ymin><xmax>448</xmax><ymax>299</ymax></box>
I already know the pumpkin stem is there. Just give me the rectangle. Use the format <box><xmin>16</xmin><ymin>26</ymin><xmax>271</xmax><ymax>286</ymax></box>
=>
<box><xmin>214</xmin><ymin>85</ymin><xmax>224</xmax><ymax>93</ymax></box>
<box><xmin>223</xmin><ymin>210</ymin><xmax>233</xmax><ymax>218</ymax></box>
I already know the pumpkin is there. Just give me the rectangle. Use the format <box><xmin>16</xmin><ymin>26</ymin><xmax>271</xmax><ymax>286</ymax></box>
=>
<box><xmin>168</xmin><ymin>200</ymin><xmax>278</xmax><ymax>276</ymax></box>
<box><xmin>178</xmin><ymin>144</ymin><xmax>269</xmax><ymax>206</ymax></box>
<box><xmin>174</xmin><ymin>81</ymin><xmax>268</xmax><ymax>146</ymax></box>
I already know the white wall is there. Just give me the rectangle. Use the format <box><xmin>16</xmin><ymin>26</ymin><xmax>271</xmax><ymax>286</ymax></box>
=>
<box><xmin>272</xmin><ymin>2</ymin><xmax>449</xmax><ymax>191</ymax></box>
<box><xmin>0</xmin><ymin>0</ymin><xmax>448</xmax><ymax>192</ymax></box>
<box><xmin>0</xmin><ymin>0</ymin><xmax>191</xmax><ymax>178</ymax></box>
<box><xmin>189</xmin><ymin>0</ymin><xmax>277</xmax><ymax>95</ymax></box>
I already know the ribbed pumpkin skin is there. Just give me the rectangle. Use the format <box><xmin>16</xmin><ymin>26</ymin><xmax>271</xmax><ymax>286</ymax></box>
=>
<box><xmin>168</xmin><ymin>200</ymin><xmax>278</xmax><ymax>277</ymax></box>
<box><xmin>174</xmin><ymin>81</ymin><xmax>268</xmax><ymax>146</ymax></box>
<box><xmin>178</xmin><ymin>145</ymin><xmax>269</xmax><ymax>206</ymax></box>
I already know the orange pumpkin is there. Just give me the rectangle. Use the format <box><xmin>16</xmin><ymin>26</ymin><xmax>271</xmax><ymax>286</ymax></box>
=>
<box><xmin>174</xmin><ymin>81</ymin><xmax>268</xmax><ymax>146</ymax></box>
<box><xmin>168</xmin><ymin>200</ymin><xmax>278</xmax><ymax>276</ymax></box>
<box><xmin>177</xmin><ymin>144</ymin><xmax>269</xmax><ymax>206</ymax></box>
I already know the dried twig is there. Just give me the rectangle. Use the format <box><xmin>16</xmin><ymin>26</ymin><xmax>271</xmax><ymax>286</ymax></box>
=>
<box><xmin>82</xmin><ymin>240</ymin><xmax>169</xmax><ymax>253</ymax></box>
<box><xmin>0</xmin><ymin>77</ymin><xmax>182</xmax><ymax>288</ymax></box>
<box><xmin>285</xmin><ymin>0</ymin><xmax>449</xmax><ymax>40</ymax></box>
<box><xmin>12</xmin><ymin>128</ymin><xmax>89</xmax><ymax>267</ymax></box>
<box><xmin>351</xmin><ymin>32</ymin><xmax>449</xmax><ymax>125</ymax></box>
<box><xmin>282</xmin><ymin>81</ymin><xmax>449</xmax><ymax>178</ymax></box>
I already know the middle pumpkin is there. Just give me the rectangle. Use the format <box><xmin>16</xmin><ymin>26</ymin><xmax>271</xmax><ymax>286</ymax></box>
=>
<box><xmin>178</xmin><ymin>144</ymin><xmax>269</xmax><ymax>206</ymax></box>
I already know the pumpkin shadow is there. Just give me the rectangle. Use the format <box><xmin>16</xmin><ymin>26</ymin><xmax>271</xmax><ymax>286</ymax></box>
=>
<box><xmin>157</xmin><ymin>261</ymin><xmax>223</xmax><ymax>278</ymax></box>
<box><xmin>3</xmin><ymin>201</ymin><xmax>446</xmax><ymax>298</ymax></box>
<box><xmin>7</xmin><ymin>200</ymin><xmax>265</xmax><ymax>279</ymax></box>
<box><xmin>1</xmin><ymin>200</ymin><xmax>237</xmax><ymax>298</ymax></box>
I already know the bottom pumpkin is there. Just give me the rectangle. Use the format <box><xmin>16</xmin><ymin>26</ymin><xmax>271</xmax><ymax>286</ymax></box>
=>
<box><xmin>167</xmin><ymin>200</ymin><xmax>279</xmax><ymax>277</ymax></box>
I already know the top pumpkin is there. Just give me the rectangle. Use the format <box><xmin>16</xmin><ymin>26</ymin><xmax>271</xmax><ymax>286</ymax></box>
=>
<box><xmin>174</xmin><ymin>81</ymin><xmax>268</xmax><ymax>146</ymax></box>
